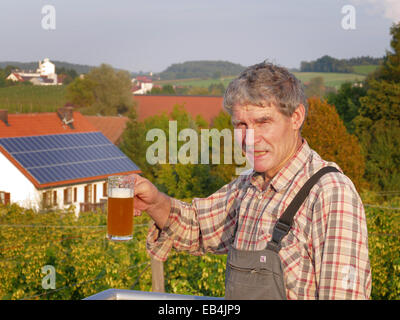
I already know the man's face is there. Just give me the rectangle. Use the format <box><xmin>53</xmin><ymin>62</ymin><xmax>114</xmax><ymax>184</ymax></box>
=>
<box><xmin>232</xmin><ymin>103</ymin><xmax>302</xmax><ymax>179</ymax></box>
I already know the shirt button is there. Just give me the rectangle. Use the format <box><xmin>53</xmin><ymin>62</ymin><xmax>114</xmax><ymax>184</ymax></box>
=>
<box><xmin>258</xmin><ymin>194</ymin><xmax>263</xmax><ymax>200</ymax></box>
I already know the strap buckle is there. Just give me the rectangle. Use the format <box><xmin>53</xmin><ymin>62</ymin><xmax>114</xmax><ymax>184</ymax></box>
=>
<box><xmin>268</xmin><ymin>220</ymin><xmax>291</xmax><ymax>252</ymax></box>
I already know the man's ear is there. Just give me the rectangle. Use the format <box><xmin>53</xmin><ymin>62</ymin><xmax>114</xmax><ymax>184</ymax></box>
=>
<box><xmin>291</xmin><ymin>104</ymin><xmax>306</xmax><ymax>130</ymax></box>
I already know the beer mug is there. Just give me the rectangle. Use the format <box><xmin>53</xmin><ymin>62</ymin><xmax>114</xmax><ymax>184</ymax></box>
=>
<box><xmin>107</xmin><ymin>175</ymin><xmax>135</xmax><ymax>241</ymax></box>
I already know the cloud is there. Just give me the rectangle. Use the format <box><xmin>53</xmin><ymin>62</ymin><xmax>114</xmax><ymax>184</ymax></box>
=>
<box><xmin>351</xmin><ymin>0</ymin><xmax>400</xmax><ymax>22</ymax></box>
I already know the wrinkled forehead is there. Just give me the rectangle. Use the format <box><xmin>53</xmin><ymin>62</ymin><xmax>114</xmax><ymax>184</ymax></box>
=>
<box><xmin>231</xmin><ymin>103</ymin><xmax>277</xmax><ymax>120</ymax></box>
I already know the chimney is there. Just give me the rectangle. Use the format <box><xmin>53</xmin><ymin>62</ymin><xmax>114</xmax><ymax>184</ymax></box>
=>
<box><xmin>57</xmin><ymin>106</ymin><xmax>74</xmax><ymax>129</ymax></box>
<box><xmin>0</xmin><ymin>110</ymin><xmax>9</xmax><ymax>126</ymax></box>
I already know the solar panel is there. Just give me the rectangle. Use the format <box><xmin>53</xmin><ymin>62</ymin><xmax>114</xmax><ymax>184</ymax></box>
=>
<box><xmin>0</xmin><ymin>132</ymin><xmax>140</xmax><ymax>184</ymax></box>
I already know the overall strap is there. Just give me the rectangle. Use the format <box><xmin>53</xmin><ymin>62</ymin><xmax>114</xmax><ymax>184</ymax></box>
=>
<box><xmin>267</xmin><ymin>166</ymin><xmax>340</xmax><ymax>252</ymax></box>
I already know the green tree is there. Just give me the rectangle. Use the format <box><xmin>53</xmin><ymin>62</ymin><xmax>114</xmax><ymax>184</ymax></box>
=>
<box><xmin>149</xmin><ymin>84</ymin><xmax>176</xmax><ymax>95</ymax></box>
<box><xmin>66</xmin><ymin>64</ymin><xmax>134</xmax><ymax>115</ymax></box>
<box><xmin>209</xmin><ymin>111</ymin><xmax>237</xmax><ymax>185</ymax></box>
<box><xmin>352</xmin><ymin>22</ymin><xmax>400</xmax><ymax>191</ymax></box>
<box><xmin>65</xmin><ymin>77</ymin><xmax>95</xmax><ymax>107</ymax></box>
<box><xmin>326</xmin><ymin>82</ymin><xmax>367</xmax><ymax>133</ymax></box>
<box><xmin>119</xmin><ymin>107</ymin><xmax>149</xmax><ymax>176</ymax></box>
<box><xmin>353</xmin><ymin>80</ymin><xmax>400</xmax><ymax>191</ymax></box>
<box><xmin>360</xmin><ymin>120</ymin><xmax>400</xmax><ymax>191</ymax></box>
<box><xmin>372</xmin><ymin>23</ymin><xmax>400</xmax><ymax>83</ymax></box>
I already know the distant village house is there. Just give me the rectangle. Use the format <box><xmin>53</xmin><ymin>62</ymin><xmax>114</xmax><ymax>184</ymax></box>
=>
<box><xmin>6</xmin><ymin>58</ymin><xmax>62</xmax><ymax>86</ymax></box>
<box><xmin>131</xmin><ymin>75</ymin><xmax>153</xmax><ymax>94</ymax></box>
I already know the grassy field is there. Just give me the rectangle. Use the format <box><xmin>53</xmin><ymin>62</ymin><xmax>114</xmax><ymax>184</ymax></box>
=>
<box><xmin>352</xmin><ymin>65</ymin><xmax>379</xmax><ymax>75</ymax></box>
<box><xmin>0</xmin><ymin>85</ymin><xmax>67</xmax><ymax>113</ymax></box>
<box><xmin>155</xmin><ymin>72</ymin><xmax>366</xmax><ymax>90</ymax></box>
<box><xmin>293</xmin><ymin>72</ymin><xmax>366</xmax><ymax>89</ymax></box>
<box><xmin>154</xmin><ymin>76</ymin><xmax>236</xmax><ymax>88</ymax></box>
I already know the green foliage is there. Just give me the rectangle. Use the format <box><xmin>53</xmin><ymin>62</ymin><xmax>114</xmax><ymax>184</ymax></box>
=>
<box><xmin>56</xmin><ymin>67</ymin><xmax>79</xmax><ymax>85</ymax></box>
<box><xmin>66</xmin><ymin>64</ymin><xmax>134</xmax><ymax>116</ymax></box>
<box><xmin>164</xmin><ymin>252</ymin><xmax>226</xmax><ymax>297</ymax></box>
<box><xmin>301</xmin><ymin>55</ymin><xmax>354</xmax><ymax>73</ymax></box>
<box><xmin>353</xmin><ymin>80</ymin><xmax>400</xmax><ymax>191</ymax></box>
<box><xmin>65</xmin><ymin>77</ymin><xmax>95</xmax><ymax>107</ymax></box>
<box><xmin>0</xmin><ymin>204</ymin><xmax>152</xmax><ymax>300</ymax></box>
<box><xmin>358</xmin><ymin>120</ymin><xmax>400</xmax><ymax>191</ymax></box>
<box><xmin>301</xmin><ymin>55</ymin><xmax>382</xmax><ymax>73</ymax></box>
<box><xmin>149</xmin><ymin>84</ymin><xmax>176</xmax><ymax>95</ymax></box>
<box><xmin>372</xmin><ymin>23</ymin><xmax>400</xmax><ymax>83</ymax></box>
<box><xmin>119</xmin><ymin>108</ymin><xmax>149</xmax><ymax>175</ymax></box>
<box><xmin>158</xmin><ymin>60</ymin><xmax>245</xmax><ymax>80</ymax></box>
<box><xmin>361</xmin><ymin>192</ymin><xmax>400</xmax><ymax>300</ymax></box>
<box><xmin>0</xmin><ymin>85</ymin><xmax>66</xmax><ymax>113</ymax></box>
<box><xmin>352</xmin><ymin>22</ymin><xmax>400</xmax><ymax>192</ymax></box>
<box><xmin>326</xmin><ymin>82</ymin><xmax>367</xmax><ymax>133</ymax></box>
<box><xmin>357</xmin><ymin>80</ymin><xmax>400</xmax><ymax>123</ymax></box>
<box><xmin>1</xmin><ymin>193</ymin><xmax>399</xmax><ymax>300</ymax></box>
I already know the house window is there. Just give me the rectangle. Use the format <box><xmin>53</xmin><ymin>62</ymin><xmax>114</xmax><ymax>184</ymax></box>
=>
<box><xmin>103</xmin><ymin>182</ymin><xmax>108</xmax><ymax>197</ymax></box>
<box><xmin>0</xmin><ymin>191</ymin><xmax>10</xmax><ymax>205</ymax></box>
<box><xmin>93</xmin><ymin>184</ymin><xmax>97</xmax><ymax>203</ymax></box>
<box><xmin>64</xmin><ymin>187</ymin><xmax>72</xmax><ymax>205</ymax></box>
<box><xmin>53</xmin><ymin>191</ymin><xmax>57</xmax><ymax>205</ymax></box>
<box><xmin>42</xmin><ymin>190</ymin><xmax>53</xmax><ymax>208</ymax></box>
<box><xmin>74</xmin><ymin>187</ymin><xmax>77</xmax><ymax>202</ymax></box>
<box><xmin>84</xmin><ymin>185</ymin><xmax>92</xmax><ymax>203</ymax></box>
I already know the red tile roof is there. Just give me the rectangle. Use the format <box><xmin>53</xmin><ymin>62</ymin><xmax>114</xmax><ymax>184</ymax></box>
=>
<box><xmin>0</xmin><ymin>112</ymin><xmax>98</xmax><ymax>138</ymax></box>
<box><xmin>135</xmin><ymin>76</ymin><xmax>152</xmax><ymax>83</ymax></box>
<box><xmin>133</xmin><ymin>95</ymin><xmax>224</xmax><ymax>124</ymax></box>
<box><xmin>85</xmin><ymin>115</ymin><xmax>129</xmax><ymax>144</ymax></box>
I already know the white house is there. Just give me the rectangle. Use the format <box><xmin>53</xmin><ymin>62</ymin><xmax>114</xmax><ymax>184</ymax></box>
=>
<box><xmin>6</xmin><ymin>58</ymin><xmax>58</xmax><ymax>86</ymax></box>
<box><xmin>0</xmin><ymin>108</ymin><xmax>140</xmax><ymax>216</ymax></box>
<box><xmin>37</xmin><ymin>58</ymin><xmax>56</xmax><ymax>76</ymax></box>
<box><xmin>131</xmin><ymin>76</ymin><xmax>153</xmax><ymax>94</ymax></box>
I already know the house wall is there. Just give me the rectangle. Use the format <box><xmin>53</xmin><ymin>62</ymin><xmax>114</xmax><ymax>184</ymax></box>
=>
<box><xmin>51</xmin><ymin>180</ymin><xmax>107</xmax><ymax>216</ymax></box>
<box><xmin>38</xmin><ymin>59</ymin><xmax>55</xmax><ymax>76</ymax></box>
<box><xmin>0</xmin><ymin>151</ymin><xmax>40</xmax><ymax>210</ymax></box>
<box><xmin>0</xmin><ymin>152</ymin><xmax>108</xmax><ymax>216</ymax></box>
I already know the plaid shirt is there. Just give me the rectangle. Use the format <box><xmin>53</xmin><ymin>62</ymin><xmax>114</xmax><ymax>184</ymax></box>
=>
<box><xmin>146</xmin><ymin>140</ymin><xmax>371</xmax><ymax>300</ymax></box>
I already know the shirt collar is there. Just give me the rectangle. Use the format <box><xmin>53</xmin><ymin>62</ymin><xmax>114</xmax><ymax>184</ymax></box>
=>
<box><xmin>248</xmin><ymin>139</ymin><xmax>312</xmax><ymax>192</ymax></box>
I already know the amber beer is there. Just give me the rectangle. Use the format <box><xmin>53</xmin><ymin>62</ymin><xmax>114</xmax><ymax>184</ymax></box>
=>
<box><xmin>107</xmin><ymin>175</ymin><xmax>135</xmax><ymax>241</ymax></box>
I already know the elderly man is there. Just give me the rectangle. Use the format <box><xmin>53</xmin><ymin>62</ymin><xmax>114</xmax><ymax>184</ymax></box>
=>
<box><xmin>132</xmin><ymin>62</ymin><xmax>371</xmax><ymax>300</ymax></box>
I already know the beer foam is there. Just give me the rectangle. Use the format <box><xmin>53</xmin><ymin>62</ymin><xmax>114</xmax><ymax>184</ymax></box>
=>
<box><xmin>109</xmin><ymin>188</ymin><xmax>133</xmax><ymax>198</ymax></box>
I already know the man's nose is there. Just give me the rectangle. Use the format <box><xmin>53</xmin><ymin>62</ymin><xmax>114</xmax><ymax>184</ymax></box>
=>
<box><xmin>244</xmin><ymin>128</ymin><xmax>256</xmax><ymax>148</ymax></box>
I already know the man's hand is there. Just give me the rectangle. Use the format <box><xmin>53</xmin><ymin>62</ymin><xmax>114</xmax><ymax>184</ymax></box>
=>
<box><xmin>129</xmin><ymin>174</ymin><xmax>171</xmax><ymax>229</ymax></box>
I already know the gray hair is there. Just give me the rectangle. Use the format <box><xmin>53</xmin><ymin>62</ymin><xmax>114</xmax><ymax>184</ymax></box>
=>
<box><xmin>223</xmin><ymin>62</ymin><xmax>308</xmax><ymax>121</ymax></box>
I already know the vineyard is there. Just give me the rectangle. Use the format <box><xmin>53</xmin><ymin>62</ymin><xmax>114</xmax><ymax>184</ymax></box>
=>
<box><xmin>0</xmin><ymin>85</ymin><xmax>66</xmax><ymax>113</ymax></box>
<box><xmin>0</xmin><ymin>191</ymin><xmax>399</xmax><ymax>300</ymax></box>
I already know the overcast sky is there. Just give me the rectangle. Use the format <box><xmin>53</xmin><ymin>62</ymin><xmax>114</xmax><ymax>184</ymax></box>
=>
<box><xmin>0</xmin><ymin>0</ymin><xmax>398</xmax><ymax>72</ymax></box>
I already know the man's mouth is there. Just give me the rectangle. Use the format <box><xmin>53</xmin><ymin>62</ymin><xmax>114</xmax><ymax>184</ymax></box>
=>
<box><xmin>254</xmin><ymin>151</ymin><xmax>268</xmax><ymax>156</ymax></box>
